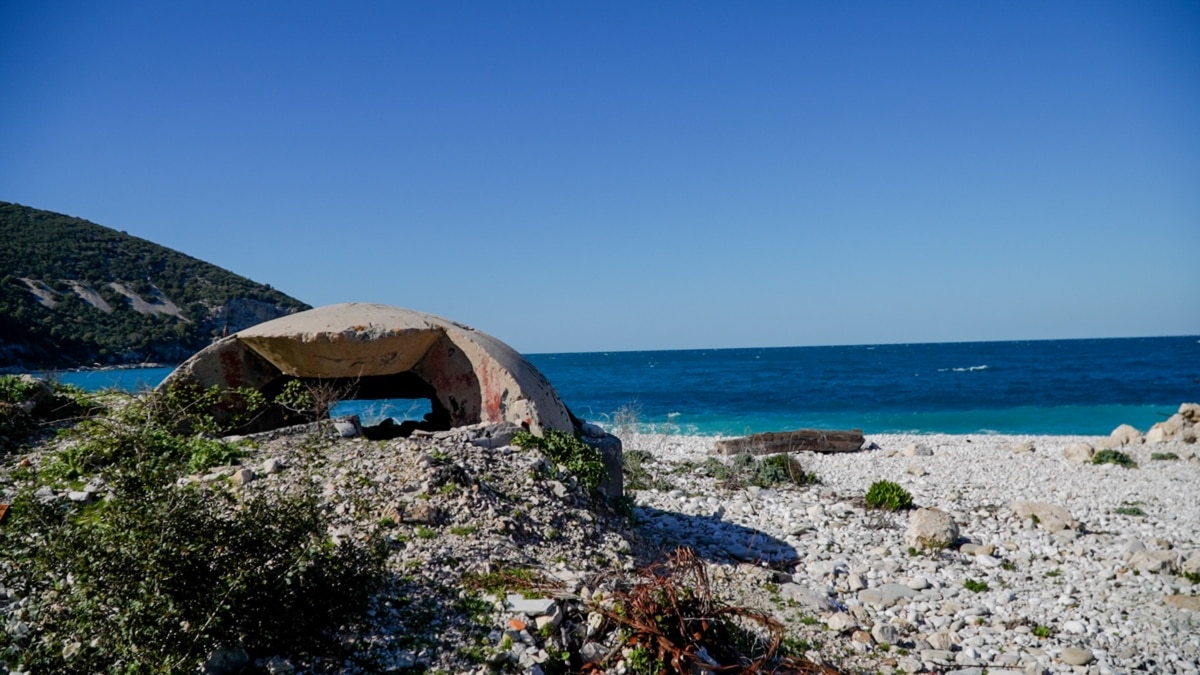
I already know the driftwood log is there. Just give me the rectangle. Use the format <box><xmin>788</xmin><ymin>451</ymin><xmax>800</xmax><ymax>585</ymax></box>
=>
<box><xmin>712</xmin><ymin>428</ymin><xmax>865</xmax><ymax>456</ymax></box>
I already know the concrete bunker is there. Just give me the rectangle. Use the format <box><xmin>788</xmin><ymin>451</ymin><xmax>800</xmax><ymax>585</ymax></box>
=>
<box><xmin>160</xmin><ymin>303</ymin><xmax>577</xmax><ymax>437</ymax></box>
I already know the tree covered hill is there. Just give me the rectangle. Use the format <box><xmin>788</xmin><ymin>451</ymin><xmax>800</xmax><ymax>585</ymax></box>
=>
<box><xmin>0</xmin><ymin>201</ymin><xmax>310</xmax><ymax>369</ymax></box>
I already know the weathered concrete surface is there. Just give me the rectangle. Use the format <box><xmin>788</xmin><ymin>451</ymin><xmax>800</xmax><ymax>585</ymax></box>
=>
<box><xmin>162</xmin><ymin>303</ymin><xmax>574</xmax><ymax>435</ymax></box>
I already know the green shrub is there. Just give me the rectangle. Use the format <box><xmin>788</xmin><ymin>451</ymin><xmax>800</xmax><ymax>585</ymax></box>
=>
<box><xmin>1032</xmin><ymin>624</ymin><xmax>1054</xmax><ymax>638</ymax></box>
<box><xmin>0</xmin><ymin>384</ymin><xmax>389</xmax><ymax>672</ymax></box>
<box><xmin>963</xmin><ymin>578</ymin><xmax>989</xmax><ymax>593</ymax></box>
<box><xmin>0</xmin><ymin>480</ymin><xmax>387</xmax><ymax>672</ymax></box>
<box><xmin>1092</xmin><ymin>449</ymin><xmax>1137</xmax><ymax>468</ymax></box>
<box><xmin>1151</xmin><ymin>452</ymin><xmax>1179</xmax><ymax>461</ymax></box>
<box><xmin>754</xmin><ymin>453</ymin><xmax>819</xmax><ymax>487</ymax></box>
<box><xmin>1114</xmin><ymin>505</ymin><xmax>1146</xmax><ymax>517</ymax></box>
<box><xmin>704</xmin><ymin>453</ymin><xmax>818</xmax><ymax>490</ymax></box>
<box><xmin>512</xmin><ymin>429</ymin><xmax>606</xmax><ymax>493</ymax></box>
<box><xmin>864</xmin><ymin>480</ymin><xmax>914</xmax><ymax>511</ymax></box>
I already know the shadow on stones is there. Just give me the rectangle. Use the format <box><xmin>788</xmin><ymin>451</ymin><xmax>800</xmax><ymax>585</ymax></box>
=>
<box><xmin>631</xmin><ymin>504</ymin><xmax>799</xmax><ymax>569</ymax></box>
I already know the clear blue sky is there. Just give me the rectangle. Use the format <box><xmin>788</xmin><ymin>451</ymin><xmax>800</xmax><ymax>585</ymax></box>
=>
<box><xmin>2</xmin><ymin>1</ymin><xmax>1197</xmax><ymax>353</ymax></box>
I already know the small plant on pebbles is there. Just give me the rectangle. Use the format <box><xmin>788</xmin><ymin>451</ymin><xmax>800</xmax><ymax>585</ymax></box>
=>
<box><xmin>1092</xmin><ymin>449</ymin><xmax>1137</xmax><ymax>468</ymax></box>
<box><xmin>623</xmin><ymin>448</ymin><xmax>675</xmax><ymax>491</ymax></box>
<box><xmin>704</xmin><ymin>453</ymin><xmax>818</xmax><ymax>490</ymax></box>
<box><xmin>1151</xmin><ymin>452</ymin><xmax>1179</xmax><ymax>461</ymax></box>
<box><xmin>963</xmin><ymin>578</ymin><xmax>990</xmax><ymax>593</ymax></box>
<box><xmin>512</xmin><ymin>429</ymin><xmax>606</xmax><ymax>493</ymax></box>
<box><xmin>864</xmin><ymin>480</ymin><xmax>914</xmax><ymax>511</ymax></box>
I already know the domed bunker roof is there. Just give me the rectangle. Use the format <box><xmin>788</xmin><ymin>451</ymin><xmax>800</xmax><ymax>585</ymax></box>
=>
<box><xmin>160</xmin><ymin>303</ymin><xmax>575</xmax><ymax>437</ymax></box>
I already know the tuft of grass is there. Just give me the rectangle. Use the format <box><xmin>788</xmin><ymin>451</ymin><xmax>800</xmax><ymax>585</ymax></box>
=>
<box><xmin>462</xmin><ymin>566</ymin><xmax>558</xmax><ymax>596</ymax></box>
<box><xmin>1151</xmin><ymin>452</ymin><xmax>1179</xmax><ymax>461</ymax></box>
<box><xmin>1092</xmin><ymin>449</ymin><xmax>1137</xmax><ymax>468</ymax></box>
<box><xmin>1032</xmin><ymin>624</ymin><xmax>1054</xmax><ymax>638</ymax></box>
<box><xmin>963</xmin><ymin>578</ymin><xmax>990</xmax><ymax>593</ymax></box>
<box><xmin>864</xmin><ymin>480</ymin><xmax>914</xmax><ymax>511</ymax></box>
<box><xmin>1114</xmin><ymin>505</ymin><xmax>1146</xmax><ymax>517</ymax></box>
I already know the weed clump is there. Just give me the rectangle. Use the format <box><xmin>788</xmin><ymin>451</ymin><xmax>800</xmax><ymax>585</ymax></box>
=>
<box><xmin>963</xmin><ymin>578</ymin><xmax>990</xmax><ymax>593</ymax></box>
<box><xmin>1092</xmin><ymin>449</ymin><xmax>1137</xmax><ymax>468</ymax></box>
<box><xmin>622</xmin><ymin>448</ymin><xmax>675</xmax><ymax>491</ymax></box>
<box><xmin>598</xmin><ymin>547</ymin><xmax>838</xmax><ymax>674</ymax></box>
<box><xmin>864</xmin><ymin>480</ymin><xmax>914</xmax><ymax>511</ymax></box>
<box><xmin>512</xmin><ymin>429</ymin><xmax>606</xmax><ymax>493</ymax></box>
<box><xmin>704</xmin><ymin>453</ymin><xmax>818</xmax><ymax>490</ymax></box>
<box><xmin>1151</xmin><ymin>452</ymin><xmax>1179</xmax><ymax>461</ymax></box>
<box><xmin>0</xmin><ymin>375</ymin><xmax>96</xmax><ymax>454</ymax></box>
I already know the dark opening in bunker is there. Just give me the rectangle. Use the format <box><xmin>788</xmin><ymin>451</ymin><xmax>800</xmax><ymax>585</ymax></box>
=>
<box><xmin>261</xmin><ymin>372</ymin><xmax>452</xmax><ymax>439</ymax></box>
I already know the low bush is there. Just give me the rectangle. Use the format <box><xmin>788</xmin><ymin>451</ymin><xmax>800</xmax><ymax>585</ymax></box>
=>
<box><xmin>0</xmin><ymin>476</ymin><xmax>387</xmax><ymax>672</ymax></box>
<box><xmin>512</xmin><ymin>429</ymin><xmax>606</xmax><ymax>493</ymax></box>
<box><xmin>1151</xmin><ymin>452</ymin><xmax>1179</xmax><ymax>461</ymax></box>
<box><xmin>1093</xmin><ymin>449</ymin><xmax>1137</xmax><ymax>468</ymax></box>
<box><xmin>0</xmin><ymin>385</ymin><xmax>389</xmax><ymax>672</ymax></box>
<box><xmin>705</xmin><ymin>453</ymin><xmax>818</xmax><ymax>490</ymax></box>
<box><xmin>865</xmin><ymin>480</ymin><xmax>914</xmax><ymax>511</ymax></box>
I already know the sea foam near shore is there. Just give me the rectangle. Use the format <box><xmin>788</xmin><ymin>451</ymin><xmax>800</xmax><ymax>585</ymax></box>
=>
<box><xmin>622</xmin><ymin>431</ymin><xmax>1200</xmax><ymax>673</ymax></box>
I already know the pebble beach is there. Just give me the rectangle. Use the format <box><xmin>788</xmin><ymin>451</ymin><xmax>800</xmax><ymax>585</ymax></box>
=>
<box><xmin>623</xmin><ymin>430</ymin><xmax>1200</xmax><ymax>674</ymax></box>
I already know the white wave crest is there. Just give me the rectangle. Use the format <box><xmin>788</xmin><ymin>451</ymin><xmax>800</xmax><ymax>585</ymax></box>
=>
<box><xmin>938</xmin><ymin>365</ymin><xmax>990</xmax><ymax>372</ymax></box>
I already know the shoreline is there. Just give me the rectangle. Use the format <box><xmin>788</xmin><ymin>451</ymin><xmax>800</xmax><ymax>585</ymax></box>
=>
<box><xmin>621</xmin><ymin>430</ymin><xmax>1200</xmax><ymax>673</ymax></box>
<box><xmin>0</xmin><ymin>362</ymin><xmax>174</xmax><ymax>376</ymax></box>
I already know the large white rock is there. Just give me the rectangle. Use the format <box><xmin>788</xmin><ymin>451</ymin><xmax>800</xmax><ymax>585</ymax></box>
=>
<box><xmin>1110</xmin><ymin>423</ymin><xmax>1143</xmax><ymax>446</ymax></box>
<box><xmin>1179</xmin><ymin>402</ymin><xmax>1200</xmax><ymax>423</ymax></box>
<box><xmin>904</xmin><ymin>508</ymin><xmax>959</xmax><ymax>549</ymax></box>
<box><xmin>902</xmin><ymin>443</ymin><xmax>933</xmax><ymax>457</ymax></box>
<box><xmin>1010</xmin><ymin>500</ymin><xmax>1078</xmax><ymax>532</ymax></box>
<box><xmin>1128</xmin><ymin>550</ymin><xmax>1180</xmax><ymax>574</ymax></box>
<box><xmin>1142</xmin><ymin>415</ymin><xmax>1190</xmax><ymax>441</ymax></box>
<box><xmin>1062</xmin><ymin>442</ymin><xmax>1095</xmax><ymax>463</ymax></box>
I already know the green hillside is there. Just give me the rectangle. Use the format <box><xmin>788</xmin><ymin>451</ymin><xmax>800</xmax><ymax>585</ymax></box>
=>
<box><xmin>0</xmin><ymin>202</ymin><xmax>310</xmax><ymax>369</ymax></box>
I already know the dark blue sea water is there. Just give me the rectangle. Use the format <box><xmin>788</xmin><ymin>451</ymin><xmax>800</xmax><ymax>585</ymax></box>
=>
<box><xmin>46</xmin><ymin>336</ymin><xmax>1199</xmax><ymax>436</ymax></box>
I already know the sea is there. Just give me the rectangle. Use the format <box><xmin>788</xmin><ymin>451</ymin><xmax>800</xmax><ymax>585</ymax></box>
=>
<box><xmin>44</xmin><ymin>336</ymin><xmax>1199</xmax><ymax>437</ymax></box>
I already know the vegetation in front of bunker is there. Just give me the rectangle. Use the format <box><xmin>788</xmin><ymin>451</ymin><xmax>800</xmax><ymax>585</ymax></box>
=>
<box><xmin>512</xmin><ymin>429</ymin><xmax>606</xmax><ymax>493</ymax></box>
<box><xmin>0</xmin><ymin>385</ymin><xmax>388</xmax><ymax>673</ymax></box>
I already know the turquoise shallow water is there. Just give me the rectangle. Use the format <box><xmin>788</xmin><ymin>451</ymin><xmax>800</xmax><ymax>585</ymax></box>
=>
<box><xmin>46</xmin><ymin>336</ymin><xmax>1199</xmax><ymax>436</ymax></box>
